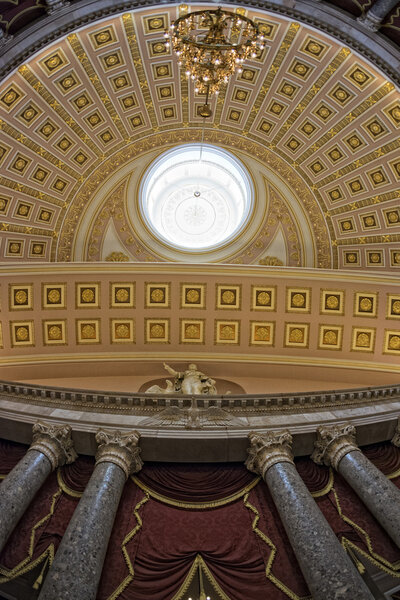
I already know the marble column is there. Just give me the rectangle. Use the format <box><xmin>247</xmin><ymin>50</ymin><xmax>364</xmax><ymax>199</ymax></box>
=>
<box><xmin>0</xmin><ymin>421</ymin><xmax>76</xmax><ymax>554</ymax></box>
<box><xmin>246</xmin><ymin>431</ymin><xmax>374</xmax><ymax>600</ymax></box>
<box><xmin>38</xmin><ymin>429</ymin><xmax>143</xmax><ymax>600</ymax></box>
<box><xmin>312</xmin><ymin>423</ymin><xmax>400</xmax><ymax>548</ymax></box>
<box><xmin>357</xmin><ymin>0</ymin><xmax>399</xmax><ymax>30</ymax></box>
<box><xmin>45</xmin><ymin>0</ymin><xmax>69</xmax><ymax>13</ymax></box>
<box><xmin>391</xmin><ymin>416</ymin><xmax>400</xmax><ymax>446</ymax></box>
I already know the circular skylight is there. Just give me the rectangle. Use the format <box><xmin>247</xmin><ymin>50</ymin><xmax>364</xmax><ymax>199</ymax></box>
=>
<box><xmin>140</xmin><ymin>144</ymin><xmax>253</xmax><ymax>251</ymax></box>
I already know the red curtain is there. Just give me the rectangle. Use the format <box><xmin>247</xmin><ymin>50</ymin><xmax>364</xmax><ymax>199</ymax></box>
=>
<box><xmin>1</xmin><ymin>439</ymin><xmax>400</xmax><ymax>599</ymax></box>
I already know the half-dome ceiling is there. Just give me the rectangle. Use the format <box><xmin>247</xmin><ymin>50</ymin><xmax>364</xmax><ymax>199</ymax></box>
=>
<box><xmin>0</xmin><ymin>4</ymin><xmax>399</xmax><ymax>269</ymax></box>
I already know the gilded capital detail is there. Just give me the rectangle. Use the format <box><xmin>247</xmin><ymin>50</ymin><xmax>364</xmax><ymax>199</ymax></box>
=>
<box><xmin>311</xmin><ymin>423</ymin><xmax>360</xmax><ymax>469</ymax></box>
<box><xmin>246</xmin><ymin>430</ymin><xmax>294</xmax><ymax>478</ymax></box>
<box><xmin>391</xmin><ymin>417</ymin><xmax>400</xmax><ymax>447</ymax></box>
<box><xmin>95</xmin><ymin>429</ymin><xmax>143</xmax><ymax>479</ymax></box>
<box><xmin>29</xmin><ymin>421</ymin><xmax>77</xmax><ymax>470</ymax></box>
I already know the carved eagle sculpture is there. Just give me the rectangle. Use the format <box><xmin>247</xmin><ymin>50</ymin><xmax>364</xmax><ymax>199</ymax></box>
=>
<box><xmin>140</xmin><ymin>398</ymin><xmax>247</xmax><ymax>429</ymax></box>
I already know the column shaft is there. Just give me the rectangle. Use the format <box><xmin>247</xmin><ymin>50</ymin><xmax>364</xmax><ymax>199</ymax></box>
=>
<box><xmin>338</xmin><ymin>450</ymin><xmax>400</xmax><ymax>547</ymax></box>
<box><xmin>367</xmin><ymin>0</ymin><xmax>398</xmax><ymax>20</ymax></box>
<box><xmin>38</xmin><ymin>462</ymin><xmax>126</xmax><ymax>600</ymax></box>
<box><xmin>0</xmin><ymin>450</ymin><xmax>52</xmax><ymax>552</ymax></box>
<box><xmin>265</xmin><ymin>462</ymin><xmax>374</xmax><ymax>600</ymax></box>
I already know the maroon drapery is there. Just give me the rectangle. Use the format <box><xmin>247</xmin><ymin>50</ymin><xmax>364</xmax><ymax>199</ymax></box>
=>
<box><xmin>1</xmin><ymin>439</ymin><xmax>400</xmax><ymax>599</ymax></box>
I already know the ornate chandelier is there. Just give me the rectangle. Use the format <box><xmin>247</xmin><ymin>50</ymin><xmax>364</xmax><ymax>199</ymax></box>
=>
<box><xmin>166</xmin><ymin>7</ymin><xmax>264</xmax><ymax>116</ymax></box>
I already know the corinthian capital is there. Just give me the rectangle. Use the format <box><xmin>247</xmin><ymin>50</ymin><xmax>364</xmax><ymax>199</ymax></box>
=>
<box><xmin>95</xmin><ymin>429</ymin><xmax>143</xmax><ymax>478</ymax></box>
<box><xmin>246</xmin><ymin>430</ymin><xmax>293</xmax><ymax>478</ymax></box>
<box><xmin>391</xmin><ymin>417</ymin><xmax>400</xmax><ymax>447</ymax></box>
<box><xmin>311</xmin><ymin>423</ymin><xmax>359</xmax><ymax>469</ymax></box>
<box><xmin>30</xmin><ymin>421</ymin><xmax>77</xmax><ymax>470</ymax></box>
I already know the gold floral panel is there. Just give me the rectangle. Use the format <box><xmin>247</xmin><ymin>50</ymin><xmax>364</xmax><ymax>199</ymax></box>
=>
<box><xmin>343</xmin><ymin>250</ymin><xmax>360</xmax><ymax>266</ymax></box>
<box><xmin>10</xmin><ymin>321</ymin><xmax>34</xmax><ymax>347</ymax></box>
<box><xmin>249</xmin><ymin>321</ymin><xmax>275</xmax><ymax>346</ymax></box>
<box><xmin>215</xmin><ymin>320</ymin><xmax>240</xmax><ymax>345</ymax></box>
<box><xmin>286</xmin><ymin>288</ymin><xmax>311</xmax><ymax>313</ymax></box>
<box><xmin>387</xmin><ymin>295</ymin><xmax>400</xmax><ymax>320</ymax></box>
<box><xmin>76</xmin><ymin>283</ymin><xmax>100</xmax><ymax>308</ymax></box>
<box><xmin>390</xmin><ymin>249</ymin><xmax>400</xmax><ymax>267</ymax></box>
<box><xmin>354</xmin><ymin>292</ymin><xmax>378</xmax><ymax>318</ymax></box>
<box><xmin>318</xmin><ymin>325</ymin><xmax>343</xmax><ymax>351</ymax></box>
<box><xmin>180</xmin><ymin>319</ymin><xmax>205</xmax><ymax>344</ymax></box>
<box><xmin>216</xmin><ymin>285</ymin><xmax>241</xmax><ymax>310</ymax></box>
<box><xmin>145</xmin><ymin>283</ymin><xmax>170</xmax><ymax>308</ymax></box>
<box><xmin>251</xmin><ymin>286</ymin><xmax>276</xmax><ymax>311</ymax></box>
<box><xmin>42</xmin><ymin>284</ymin><xmax>66</xmax><ymax>309</ymax></box>
<box><xmin>9</xmin><ymin>284</ymin><xmax>33</xmax><ymax>310</ymax></box>
<box><xmin>383</xmin><ymin>330</ymin><xmax>400</xmax><ymax>355</ymax></box>
<box><xmin>6</xmin><ymin>240</ymin><xmax>24</xmax><ymax>258</ymax></box>
<box><xmin>351</xmin><ymin>327</ymin><xmax>376</xmax><ymax>353</ymax></box>
<box><xmin>284</xmin><ymin>323</ymin><xmax>309</xmax><ymax>348</ymax></box>
<box><xmin>76</xmin><ymin>319</ymin><xmax>100</xmax><ymax>344</ymax></box>
<box><xmin>43</xmin><ymin>320</ymin><xmax>67</xmax><ymax>345</ymax></box>
<box><xmin>145</xmin><ymin>319</ymin><xmax>170</xmax><ymax>344</ymax></box>
<box><xmin>320</xmin><ymin>290</ymin><xmax>345</xmax><ymax>315</ymax></box>
<box><xmin>110</xmin><ymin>283</ymin><xmax>135</xmax><ymax>308</ymax></box>
<box><xmin>111</xmin><ymin>319</ymin><xmax>135</xmax><ymax>344</ymax></box>
<box><xmin>180</xmin><ymin>284</ymin><xmax>206</xmax><ymax>309</ymax></box>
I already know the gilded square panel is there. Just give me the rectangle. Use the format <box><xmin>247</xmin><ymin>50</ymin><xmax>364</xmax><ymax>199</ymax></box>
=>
<box><xmin>6</xmin><ymin>239</ymin><xmax>24</xmax><ymax>258</ymax></box>
<box><xmin>300</xmin><ymin>36</ymin><xmax>329</xmax><ymax>59</ymax></box>
<box><xmin>55</xmin><ymin>135</ymin><xmax>75</xmax><ymax>154</ymax></box>
<box><xmin>130</xmin><ymin>114</ymin><xmax>145</xmax><ymax>129</ymax></box>
<box><xmin>161</xmin><ymin>106</ymin><xmax>176</xmax><ymax>120</ymax></box>
<box><xmin>98</xmin><ymin>129</ymin><xmax>115</xmax><ymax>145</ymax></box>
<box><xmin>29</xmin><ymin>241</ymin><xmax>47</xmax><ymax>259</ymax></box>
<box><xmin>251</xmin><ymin>286</ymin><xmax>276</xmax><ymax>311</ymax></box>
<box><xmin>181</xmin><ymin>284</ymin><xmax>206</xmax><ymax>309</ymax></box>
<box><xmin>344</xmin><ymin>64</ymin><xmax>374</xmax><ymax>89</ymax></box>
<box><xmin>312</xmin><ymin>102</ymin><xmax>336</xmax><ymax>122</ymax></box>
<box><xmin>10</xmin><ymin>154</ymin><xmax>31</xmax><ymax>175</ymax></box>
<box><xmin>390</xmin><ymin>249</ymin><xmax>400</xmax><ymax>267</ymax></box>
<box><xmin>110</xmin><ymin>283</ymin><xmax>135</xmax><ymax>308</ymax></box>
<box><xmin>152</xmin><ymin>63</ymin><xmax>172</xmax><ymax>80</ymax></box>
<box><xmin>42</xmin><ymin>283</ymin><xmax>66</xmax><ymax>309</ymax></box>
<box><xmin>389</xmin><ymin>159</ymin><xmax>400</xmax><ymax>180</ymax></box>
<box><xmin>298</xmin><ymin>119</ymin><xmax>320</xmax><ymax>138</ymax></box>
<box><xmin>238</xmin><ymin>67</ymin><xmax>259</xmax><ymax>84</ymax></box>
<box><xmin>362</xmin><ymin>117</ymin><xmax>388</xmax><ymax>140</ymax></box>
<box><xmin>148</xmin><ymin>40</ymin><xmax>171</xmax><ymax>58</ymax></box>
<box><xmin>9</xmin><ymin>284</ymin><xmax>33</xmax><ymax>310</ymax></box>
<box><xmin>308</xmin><ymin>159</ymin><xmax>327</xmax><ymax>176</ymax></box>
<box><xmin>366</xmin><ymin>250</ymin><xmax>383</xmax><ymax>267</ymax></box>
<box><xmin>89</xmin><ymin>26</ymin><xmax>117</xmax><ymax>49</ymax></box>
<box><xmin>156</xmin><ymin>84</ymin><xmax>175</xmax><ymax>101</ymax></box>
<box><xmin>43</xmin><ymin>320</ymin><xmax>67</xmax><ymax>345</ymax></box>
<box><xmin>338</xmin><ymin>218</ymin><xmax>355</xmax><ymax>234</ymax></box>
<box><xmin>257</xmin><ymin>119</ymin><xmax>275</xmax><ymax>136</ymax></box>
<box><xmin>145</xmin><ymin>318</ymin><xmax>170</xmax><ymax>343</ymax></box>
<box><xmin>85</xmin><ymin>111</ymin><xmax>105</xmax><ymax>129</ymax></box>
<box><xmin>318</xmin><ymin>324</ymin><xmax>343</xmax><ymax>350</ymax></box>
<box><xmin>0</xmin><ymin>84</ymin><xmax>25</xmax><ymax>112</ymax></box>
<box><xmin>266</xmin><ymin>100</ymin><xmax>287</xmax><ymax>117</ymax></box>
<box><xmin>351</xmin><ymin>327</ymin><xmax>376</xmax><ymax>353</ymax></box>
<box><xmin>286</xmin><ymin>287</ymin><xmax>311</xmax><ymax>313</ymax></box>
<box><xmin>288</xmin><ymin>59</ymin><xmax>314</xmax><ymax>80</ymax></box>
<box><xmin>145</xmin><ymin>283</ymin><xmax>170</xmax><ymax>308</ymax></box>
<box><xmin>216</xmin><ymin>285</ymin><xmax>241</xmax><ymax>310</ymax></box>
<box><xmin>0</xmin><ymin>195</ymin><xmax>11</xmax><ymax>216</ymax></box>
<box><xmin>387</xmin><ymin>295</ymin><xmax>400</xmax><ymax>320</ymax></box>
<box><xmin>31</xmin><ymin>166</ymin><xmax>50</xmax><ymax>185</ymax></box>
<box><xmin>326</xmin><ymin>186</ymin><xmax>344</xmax><ymax>203</ymax></box>
<box><xmin>360</xmin><ymin>213</ymin><xmax>379</xmax><ymax>231</ymax></box>
<box><xmin>367</xmin><ymin>167</ymin><xmax>389</xmax><ymax>188</ymax></box>
<box><xmin>284</xmin><ymin>323</ymin><xmax>309</xmax><ymax>348</ymax></box>
<box><xmin>346</xmin><ymin>177</ymin><xmax>365</xmax><ymax>195</ymax></box>
<box><xmin>320</xmin><ymin>290</ymin><xmax>344</xmax><ymax>315</ymax></box>
<box><xmin>72</xmin><ymin>151</ymin><xmax>89</xmax><ymax>167</ymax></box>
<box><xmin>285</xmin><ymin>136</ymin><xmax>303</xmax><ymax>153</ymax></box>
<box><xmin>343</xmin><ymin>250</ymin><xmax>360</xmax><ymax>266</ymax></box>
<box><xmin>0</xmin><ymin>143</ymin><xmax>10</xmax><ymax>165</ymax></box>
<box><xmin>343</xmin><ymin>131</ymin><xmax>366</xmax><ymax>153</ymax></box>
<box><xmin>10</xmin><ymin>321</ymin><xmax>34</xmax><ymax>347</ymax></box>
<box><xmin>36</xmin><ymin>119</ymin><xmax>59</xmax><ymax>140</ymax></box>
<box><xmin>143</xmin><ymin>14</ymin><xmax>167</xmax><ymax>34</ymax></box>
<box><xmin>100</xmin><ymin>50</ymin><xmax>124</xmax><ymax>71</ymax></box>
<box><xmin>14</xmin><ymin>201</ymin><xmax>33</xmax><ymax>220</ymax></box>
<box><xmin>326</xmin><ymin>146</ymin><xmax>346</xmax><ymax>164</ymax></box>
<box><xmin>180</xmin><ymin>319</ymin><xmax>205</xmax><ymax>344</ymax></box>
<box><xmin>119</xmin><ymin>94</ymin><xmax>138</xmax><ymax>111</ymax></box>
<box><xmin>383</xmin><ymin>329</ymin><xmax>400</xmax><ymax>355</ymax></box>
<box><xmin>383</xmin><ymin>208</ymin><xmax>400</xmax><ymax>227</ymax></box>
<box><xmin>111</xmin><ymin>319</ymin><xmax>135</xmax><ymax>343</ymax></box>
<box><xmin>227</xmin><ymin>108</ymin><xmax>243</xmax><ymax>123</ymax></box>
<box><xmin>255</xmin><ymin>19</ymin><xmax>278</xmax><ymax>40</ymax></box>
<box><xmin>76</xmin><ymin>283</ymin><xmax>100</xmax><ymax>308</ymax></box>
<box><xmin>354</xmin><ymin>292</ymin><xmax>378</xmax><ymax>318</ymax></box>
<box><xmin>215</xmin><ymin>320</ymin><xmax>240</xmax><ymax>345</ymax></box>
<box><xmin>383</xmin><ymin>102</ymin><xmax>400</xmax><ymax>128</ymax></box>
<box><xmin>277</xmin><ymin>80</ymin><xmax>300</xmax><ymax>100</ymax></box>
<box><xmin>76</xmin><ymin>319</ymin><xmax>100</xmax><ymax>344</ymax></box>
<box><xmin>39</xmin><ymin>50</ymin><xmax>69</xmax><ymax>76</ymax></box>
<box><xmin>51</xmin><ymin>177</ymin><xmax>68</xmax><ymax>194</ymax></box>
<box><xmin>250</xmin><ymin>321</ymin><xmax>275</xmax><ymax>346</ymax></box>
<box><xmin>16</xmin><ymin>102</ymin><xmax>42</xmax><ymax>126</ymax></box>
<box><xmin>55</xmin><ymin>71</ymin><xmax>81</xmax><ymax>95</ymax></box>
<box><xmin>327</xmin><ymin>83</ymin><xmax>354</xmax><ymax>106</ymax></box>
<box><xmin>232</xmin><ymin>87</ymin><xmax>251</xmax><ymax>104</ymax></box>
<box><xmin>110</xmin><ymin>72</ymin><xmax>132</xmax><ymax>92</ymax></box>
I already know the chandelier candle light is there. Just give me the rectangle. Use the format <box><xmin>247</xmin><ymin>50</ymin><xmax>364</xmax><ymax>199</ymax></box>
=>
<box><xmin>166</xmin><ymin>7</ymin><xmax>264</xmax><ymax>116</ymax></box>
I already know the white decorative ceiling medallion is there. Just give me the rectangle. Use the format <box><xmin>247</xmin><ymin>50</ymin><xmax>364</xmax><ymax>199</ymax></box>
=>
<box><xmin>139</xmin><ymin>144</ymin><xmax>254</xmax><ymax>252</ymax></box>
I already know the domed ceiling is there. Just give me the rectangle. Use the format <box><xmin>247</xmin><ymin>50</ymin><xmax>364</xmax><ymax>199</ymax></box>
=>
<box><xmin>0</xmin><ymin>4</ymin><xmax>399</xmax><ymax>269</ymax></box>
